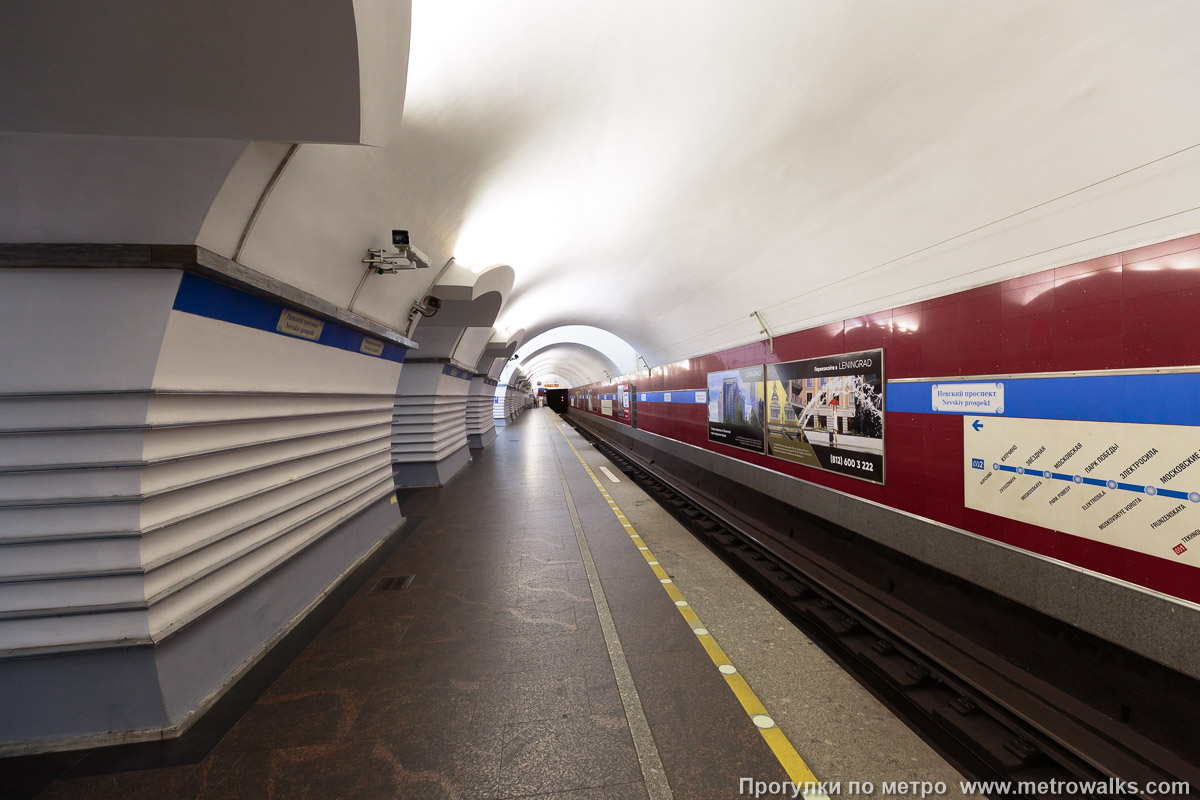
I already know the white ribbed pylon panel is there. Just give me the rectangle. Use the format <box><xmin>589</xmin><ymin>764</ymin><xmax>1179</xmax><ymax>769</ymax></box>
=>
<box><xmin>0</xmin><ymin>274</ymin><xmax>405</xmax><ymax>659</ymax></box>
<box><xmin>503</xmin><ymin>386</ymin><xmax>533</xmax><ymax>421</ymax></box>
<box><xmin>391</xmin><ymin>362</ymin><xmax>472</xmax><ymax>464</ymax></box>
<box><xmin>0</xmin><ymin>391</ymin><xmax>396</xmax><ymax>656</ymax></box>
<box><xmin>466</xmin><ymin>376</ymin><xmax>498</xmax><ymax>443</ymax></box>
<box><xmin>392</xmin><ymin>394</ymin><xmax>469</xmax><ymax>461</ymax></box>
<box><xmin>505</xmin><ymin>386</ymin><xmax>519</xmax><ymax>420</ymax></box>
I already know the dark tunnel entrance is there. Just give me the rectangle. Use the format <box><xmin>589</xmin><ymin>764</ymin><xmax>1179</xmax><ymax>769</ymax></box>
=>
<box><xmin>546</xmin><ymin>389</ymin><xmax>568</xmax><ymax>413</ymax></box>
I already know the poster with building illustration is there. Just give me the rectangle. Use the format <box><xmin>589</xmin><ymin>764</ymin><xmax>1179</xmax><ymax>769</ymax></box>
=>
<box><xmin>707</xmin><ymin>366</ymin><xmax>765</xmax><ymax>452</ymax></box>
<box><xmin>764</xmin><ymin>349</ymin><xmax>885</xmax><ymax>483</ymax></box>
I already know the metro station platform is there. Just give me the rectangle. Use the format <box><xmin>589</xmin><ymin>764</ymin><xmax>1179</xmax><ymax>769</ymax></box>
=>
<box><xmin>7</xmin><ymin>408</ymin><xmax>965</xmax><ymax>800</ymax></box>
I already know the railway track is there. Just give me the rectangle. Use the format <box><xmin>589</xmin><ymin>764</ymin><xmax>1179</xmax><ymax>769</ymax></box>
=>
<box><xmin>563</xmin><ymin>415</ymin><xmax>1199</xmax><ymax>799</ymax></box>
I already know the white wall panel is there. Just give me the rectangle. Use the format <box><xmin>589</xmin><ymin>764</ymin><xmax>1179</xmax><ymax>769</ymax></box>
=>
<box><xmin>0</xmin><ymin>394</ymin><xmax>151</xmax><ymax>430</ymax></box>
<box><xmin>0</xmin><ymin>429</ymin><xmax>145</xmax><ymax>469</ymax></box>
<box><xmin>153</xmin><ymin>311</ymin><xmax>402</xmax><ymax>394</ymax></box>
<box><xmin>0</xmin><ymin>538</ymin><xmax>141</xmax><ymax>582</ymax></box>
<box><xmin>0</xmin><ymin>503</ymin><xmax>141</xmax><ymax>544</ymax></box>
<box><xmin>0</xmin><ymin>270</ymin><xmax>180</xmax><ymax>393</ymax></box>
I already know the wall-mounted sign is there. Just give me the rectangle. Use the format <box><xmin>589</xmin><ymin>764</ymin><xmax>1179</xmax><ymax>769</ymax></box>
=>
<box><xmin>601</xmin><ymin>397</ymin><xmax>613</xmax><ymax>416</ymax></box>
<box><xmin>359</xmin><ymin>337</ymin><xmax>384</xmax><ymax>356</ymax></box>
<box><xmin>932</xmin><ymin>382</ymin><xmax>1003</xmax><ymax>414</ymax></box>
<box><xmin>707</xmin><ymin>365</ymin><xmax>765</xmax><ymax>453</ymax></box>
<box><xmin>276</xmin><ymin>309</ymin><xmax>324</xmax><ymax>341</ymax></box>
<box><xmin>964</xmin><ymin>415</ymin><xmax>1200</xmax><ymax>566</ymax></box>
<box><xmin>617</xmin><ymin>384</ymin><xmax>629</xmax><ymax>420</ymax></box>
<box><xmin>764</xmin><ymin>349</ymin><xmax>885</xmax><ymax>483</ymax></box>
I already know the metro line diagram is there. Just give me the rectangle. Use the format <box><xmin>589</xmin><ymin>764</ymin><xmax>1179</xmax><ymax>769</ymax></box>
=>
<box><xmin>963</xmin><ymin>415</ymin><xmax>1200</xmax><ymax>563</ymax></box>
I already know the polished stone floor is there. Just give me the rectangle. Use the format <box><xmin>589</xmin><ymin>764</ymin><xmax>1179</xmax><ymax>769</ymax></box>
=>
<box><xmin>9</xmin><ymin>410</ymin><xmax>788</xmax><ymax>799</ymax></box>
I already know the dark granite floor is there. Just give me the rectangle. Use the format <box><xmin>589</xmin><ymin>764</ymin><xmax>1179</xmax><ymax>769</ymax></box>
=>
<box><xmin>7</xmin><ymin>410</ymin><xmax>787</xmax><ymax>799</ymax></box>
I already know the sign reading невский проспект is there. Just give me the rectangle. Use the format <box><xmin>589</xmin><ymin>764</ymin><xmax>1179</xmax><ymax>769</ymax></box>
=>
<box><xmin>932</xmin><ymin>382</ymin><xmax>1004</xmax><ymax>414</ymax></box>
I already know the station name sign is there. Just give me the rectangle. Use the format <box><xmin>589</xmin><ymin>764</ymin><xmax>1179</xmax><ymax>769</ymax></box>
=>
<box><xmin>932</xmin><ymin>382</ymin><xmax>1004</xmax><ymax>414</ymax></box>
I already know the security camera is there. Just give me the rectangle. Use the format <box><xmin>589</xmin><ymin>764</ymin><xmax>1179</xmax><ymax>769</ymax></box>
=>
<box><xmin>363</xmin><ymin>230</ymin><xmax>431</xmax><ymax>272</ymax></box>
<box><xmin>411</xmin><ymin>294</ymin><xmax>442</xmax><ymax>319</ymax></box>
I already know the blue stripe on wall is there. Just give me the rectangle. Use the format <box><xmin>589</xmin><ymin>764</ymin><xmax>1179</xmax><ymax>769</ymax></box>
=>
<box><xmin>172</xmin><ymin>272</ymin><xmax>407</xmax><ymax>364</ymax></box>
<box><xmin>633</xmin><ymin>390</ymin><xmax>707</xmax><ymax>404</ymax></box>
<box><xmin>575</xmin><ymin>391</ymin><xmax>706</xmax><ymax>403</ymax></box>
<box><xmin>888</xmin><ymin>373</ymin><xmax>1200</xmax><ymax>426</ymax></box>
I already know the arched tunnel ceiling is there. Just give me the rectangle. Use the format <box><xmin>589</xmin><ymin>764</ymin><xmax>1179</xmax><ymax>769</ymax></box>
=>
<box><xmin>5</xmin><ymin>1</ymin><xmax>1200</xmax><ymax>368</ymax></box>
<box><xmin>500</xmin><ymin>326</ymin><xmax>638</xmax><ymax>387</ymax></box>
<box><xmin>516</xmin><ymin>343</ymin><xmax>622</xmax><ymax>389</ymax></box>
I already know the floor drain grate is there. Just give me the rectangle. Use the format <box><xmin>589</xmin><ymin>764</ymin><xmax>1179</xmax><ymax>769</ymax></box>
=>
<box><xmin>375</xmin><ymin>575</ymin><xmax>415</xmax><ymax>592</ymax></box>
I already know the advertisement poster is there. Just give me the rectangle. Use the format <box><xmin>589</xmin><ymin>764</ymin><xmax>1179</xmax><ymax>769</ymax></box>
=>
<box><xmin>617</xmin><ymin>384</ymin><xmax>629</xmax><ymax>420</ymax></box>
<box><xmin>601</xmin><ymin>397</ymin><xmax>613</xmax><ymax>416</ymax></box>
<box><xmin>964</xmin><ymin>415</ymin><xmax>1200</xmax><ymax>567</ymax></box>
<box><xmin>707</xmin><ymin>365</ymin><xmax>765</xmax><ymax>452</ymax></box>
<box><xmin>764</xmin><ymin>349</ymin><xmax>885</xmax><ymax>483</ymax></box>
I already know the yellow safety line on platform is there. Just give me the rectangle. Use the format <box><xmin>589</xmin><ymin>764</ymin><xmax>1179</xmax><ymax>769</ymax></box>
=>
<box><xmin>555</xmin><ymin>423</ymin><xmax>823</xmax><ymax>791</ymax></box>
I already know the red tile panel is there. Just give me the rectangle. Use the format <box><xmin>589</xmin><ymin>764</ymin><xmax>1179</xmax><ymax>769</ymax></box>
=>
<box><xmin>1053</xmin><ymin>265</ymin><xmax>1123</xmax><ymax>311</ymax></box>
<box><xmin>1121</xmin><ymin>247</ymin><xmax>1200</xmax><ymax>298</ymax></box>
<box><xmin>1001</xmin><ymin>283</ymin><xmax>1056</xmax><ymax>319</ymax></box>
<box><xmin>956</xmin><ymin>285</ymin><xmax>1003</xmax><ymax>328</ymax></box>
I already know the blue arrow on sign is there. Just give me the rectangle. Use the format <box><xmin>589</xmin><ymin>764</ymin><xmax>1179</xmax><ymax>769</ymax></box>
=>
<box><xmin>972</xmin><ymin>420</ymin><xmax>984</xmax><ymax>431</ymax></box>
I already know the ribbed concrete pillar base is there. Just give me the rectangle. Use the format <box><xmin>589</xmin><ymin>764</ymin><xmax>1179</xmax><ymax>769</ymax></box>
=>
<box><xmin>467</xmin><ymin>426</ymin><xmax>498</xmax><ymax>449</ymax></box>
<box><xmin>391</xmin><ymin>442</ymin><xmax>471</xmax><ymax>488</ymax></box>
<box><xmin>0</xmin><ymin>493</ymin><xmax>404</xmax><ymax>756</ymax></box>
<box><xmin>465</xmin><ymin>375</ymin><xmax>499</xmax><ymax>450</ymax></box>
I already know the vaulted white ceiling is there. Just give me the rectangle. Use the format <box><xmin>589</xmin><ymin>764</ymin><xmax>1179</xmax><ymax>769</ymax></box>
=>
<box><xmin>5</xmin><ymin>1</ymin><xmax>1200</xmax><ymax>373</ymax></box>
<box><xmin>402</xmin><ymin>0</ymin><xmax>1200</xmax><ymax>368</ymax></box>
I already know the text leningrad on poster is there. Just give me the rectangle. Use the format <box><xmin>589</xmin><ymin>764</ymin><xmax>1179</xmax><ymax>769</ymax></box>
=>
<box><xmin>764</xmin><ymin>349</ymin><xmax>885</xmax><ymax>483</ymax></box>
<box><xmin>707</xmin><ymin>365</ymin><xmax>766</xmax><ymax>453</ymax></box>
